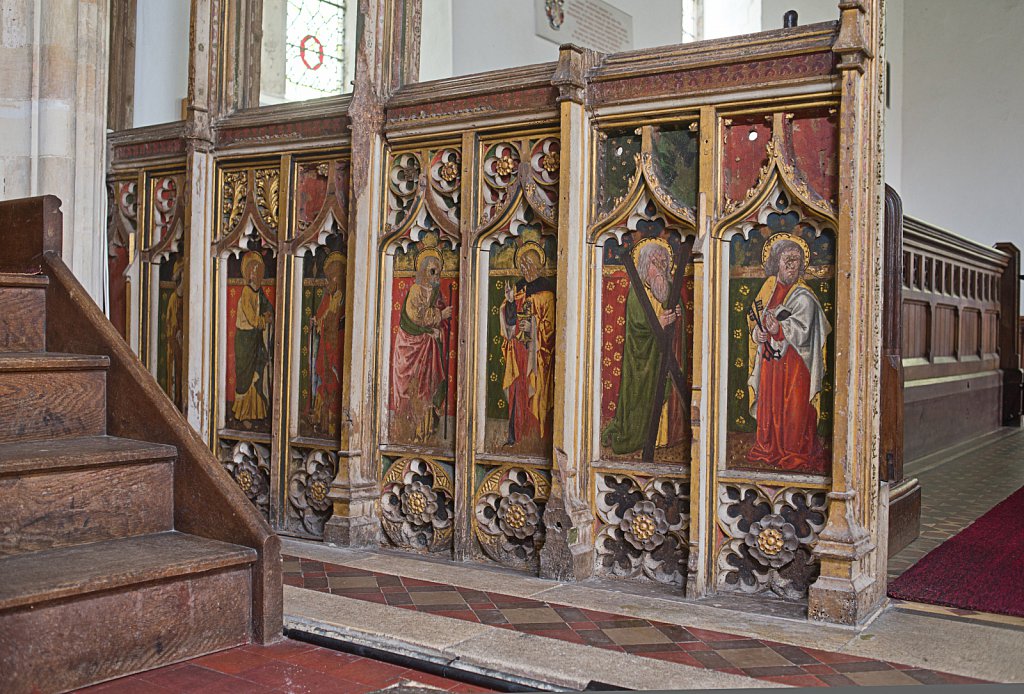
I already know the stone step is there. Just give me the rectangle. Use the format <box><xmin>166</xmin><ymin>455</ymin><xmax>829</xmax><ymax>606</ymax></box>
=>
<box><xmin>0</xmin><ymin>274</ymin><xmax>48</xmax><ymax>353</ymax></box>
<box><xmin>0</xmin><ymin>352</ymin><xmax>108</xmax><ymax>444</ymax></box>
<box><xmin>0</xmin><ymin>436</ymin><xmax>179</xmax><ymax>557</ymax></box>
<box><xmin>0</xmin><ymin>532</ymin><xmax>258</xmax><ymax>693</ymax></box>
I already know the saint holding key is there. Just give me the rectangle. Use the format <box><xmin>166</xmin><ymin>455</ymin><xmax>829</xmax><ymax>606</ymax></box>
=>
<box><xmin>746</xmin><ymin>234</ymin><xmax>831</xmax><ymax>473</ymax></box>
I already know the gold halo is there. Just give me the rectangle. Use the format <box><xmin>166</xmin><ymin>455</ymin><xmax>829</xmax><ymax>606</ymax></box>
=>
<box><xmin>323</xmin><ymin>251</ymin><xmax>346</xmax><ymax>275</ymax></box>
<box><xmin>416</xmin><ymin>247</ymin><xmax>442</xmax><ymax>270</ymax></box>
<box><xmin>514</xmin><ymin>241</ymin><xmax>546</xmax><ymax>271</ymax></box>
<box><xmin>241</xmin><ymin>251</ymin><xmax>265</xmax><ymax>278</ymax></box>
<box><xmin>630</xmin><ymin>236</ymin><xmax>672</xmax><ymax>267</ymax></box>
<box><xmin>761</xmin><ymin>233</ymin><xmax>810</xmax><ymax>268</ymax></box>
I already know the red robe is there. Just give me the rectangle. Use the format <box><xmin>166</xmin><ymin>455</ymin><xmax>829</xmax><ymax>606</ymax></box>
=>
<box><xmin>747</xmin><ymin>281</ymin><xmax>827</xmax><ymax>473</ymax></box>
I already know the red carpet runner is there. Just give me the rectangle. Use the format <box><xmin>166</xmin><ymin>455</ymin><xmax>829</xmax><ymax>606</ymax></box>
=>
<box><xmin>889</xmin><ymin>484</ymin><xmax>1024</xmax><ymax>617</ymax></box>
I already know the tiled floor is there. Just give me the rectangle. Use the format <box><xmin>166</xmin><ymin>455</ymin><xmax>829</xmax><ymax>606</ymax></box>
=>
<box><xmin>888</xmin><ymin>428</ymin><xmax>1024</xmax><ymax>579</ymax></box>
<box><xmin>75</xmin><ymin>639</ymin><xmax>491</xmax><ymax>693</ymax></box>
<box><xmin>283</xmin><ymin>555</ymin><xmax>985</xmax><ymax>688</ymax></box>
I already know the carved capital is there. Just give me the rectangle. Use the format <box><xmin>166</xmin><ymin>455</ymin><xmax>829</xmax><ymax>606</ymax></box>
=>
<box><xmin>833</xmin><ymin>0</ymin><xmax>873</xmax><ymax>73</ymax></box>
<box><xmin>552</xmin><ymin>44</ymin><xmax>600</xmax><ymax>105</ymax></box>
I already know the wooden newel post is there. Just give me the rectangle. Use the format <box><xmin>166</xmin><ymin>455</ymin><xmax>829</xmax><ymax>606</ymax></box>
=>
<box><xmin>995</xmin><ymin>242</ymin><xmax>1022</xmax><ymax>427</ymax></box>
<box><xmin>0</xmin><ymin>196</ymin><xmax>64</xmax><ymax>274</ymax></box>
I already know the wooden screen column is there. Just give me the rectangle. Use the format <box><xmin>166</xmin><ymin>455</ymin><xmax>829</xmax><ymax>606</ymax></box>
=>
<box><xmin>539</xmin><ymin>45</ymin><xmax>599</xmax><ymax>580</ymax></box>
<box><xmin>996</xmin><ymin>242</ymin><xmax>1022</xmax><ymax>427</ymax></box>
<box><xmin>183</xmin><ymin>0</ymin><xmax>218</xmax><ymax>437</ymax></box>
<box><xmin>324</xmin><ymin>0</ymin><xmax>394</xmax><ymax>546</ymax></box>
<box><xmin>807</xmin><ymin>0</ymin><xmax>888</xmax><ymax>624</ymax></box>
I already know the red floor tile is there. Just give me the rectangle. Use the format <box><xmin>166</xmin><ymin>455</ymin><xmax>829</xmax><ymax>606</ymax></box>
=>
<box><xmin>192</xmin><ymin>647</ymin><xmax>270</xmax><ymax>675</ymax></box>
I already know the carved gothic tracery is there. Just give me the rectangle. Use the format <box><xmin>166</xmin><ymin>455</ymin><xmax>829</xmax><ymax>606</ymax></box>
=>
<box><xmin>595</xmin><ymin>474</ymin><xmax>690</xmax><ymax>586</ymax></box>
<box><xmin>716</xmin><ymin>484</ymin><xmax>828</xmax><ymax>599</ymax></box>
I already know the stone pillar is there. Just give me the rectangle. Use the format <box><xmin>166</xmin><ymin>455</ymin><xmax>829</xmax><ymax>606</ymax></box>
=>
<box><xmin>539</xmin><ymin>45</ymin><xmax>599</xmax><ymax>581</ymax></box>
<box><xmin>808</xmin><ymin>0</ymin><xmax>888</xmax><ymax>624</ymax></box>
<box><xmin>0</xmin><ymin>0</ymin><xmax>110</xmax><ymax>303</ymax></box>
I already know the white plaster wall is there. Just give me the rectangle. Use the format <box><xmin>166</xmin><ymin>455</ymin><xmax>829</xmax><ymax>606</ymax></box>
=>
<box><xmin>885</xmin><ymin>0</ymin><xmax>904</xmax><ymax>193</ymax></box>
<box><xmin>441</xmin><ymin>0</ymin><xmax>682</xmax><ymax>78</ymax></box>
<box><xmin>133</xmin><ymin>0</ymin><xmax>189</xmax><ymax>127</ymax></box>
<box><xmin>761</xmin><ymin>0</ymin><xmax>839</xmax><ymax>31</ymax></box>
<box><xmin>900</xmin><ymin>0</ymin><xmax>1024</xmax><ymax>256</ymax></box>
<box><xmin>704</xmin><ymin>0</ymin><xmax>761</xmax><ymax>40</ymax></box>
<box><xmin>420</xmin><ymin>0</ymin><xmax>454</xmax><ymax>82</ymax></box>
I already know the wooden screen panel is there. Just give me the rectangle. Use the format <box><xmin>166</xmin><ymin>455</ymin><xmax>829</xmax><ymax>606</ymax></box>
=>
<box><xmin>932</xmin><ymin>305</ymin><xmax>957</xmax><ymax>358</ymax></box>
<box><xmin>901</xmin><ymin>301</ymin><xmax>928</xmax><ymax>359</ymax></box>
<box><xmin>961</xmin><ymin>309</ymin><xmax>981</xmax><ymax>357</ymax></box>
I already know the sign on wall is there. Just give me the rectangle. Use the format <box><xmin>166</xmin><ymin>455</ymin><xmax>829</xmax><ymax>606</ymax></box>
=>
<box><xmin>535</xmin><ymin>0</ymin><xmax>634</xmax><ymax>53</ymax></box>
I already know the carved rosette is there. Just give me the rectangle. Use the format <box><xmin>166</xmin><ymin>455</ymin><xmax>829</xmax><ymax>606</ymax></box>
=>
<box><xmin>287</xmin><ymin>448</ymin><xmax>338</xmax><ymax>538</ymax></box>
<box><xmin>473</xmin><ymin>466</ymin><xmax>550</xmax><ymax>569</ymax></box>
<box><xmin>716</xmin><ymin>485</ymin><xmax>828</xmax><ymax>600</ymax></box>
<box><xmin>595</xmin><ymin>474</ymin><xmax>690</xmax><ymax>586</ymax></box>
<box><xmin>481</xmin><ymin>142</ymin><xmax>521</xmax><ymax>223</ymax></box>
<box><xmin>524</xmin><ymin>137</ymin><xmax>560</xmax><ymax>223</ymax></box>
<box><xmin>380</xmin><ymin>457</ymin><xmax>454</xmax><ymax>553</ymax></box>
<box><xmin>220</xmin><ymin>440</ymin><xmax>271</xmax><ymax>519</ymax></box>
<box><xmin>428</xmin><ymin>148</ymin><xmax>462</xmax><ymax>228</ymax></box>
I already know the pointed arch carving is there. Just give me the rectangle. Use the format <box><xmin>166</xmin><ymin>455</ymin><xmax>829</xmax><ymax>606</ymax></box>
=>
<box><xmin>143</xmin><ymin>174</ymin><xmax>187</xmax><ymax>263</ymax></box>
<box><xmin>215</xmin><ymin>167</ymin><xmax>280</xmax><ymax>257</ymax></box>
<box><xmin>720</xmin><ymin>112</ymin><xmax>839</xmax><ymax>230</ymax></box>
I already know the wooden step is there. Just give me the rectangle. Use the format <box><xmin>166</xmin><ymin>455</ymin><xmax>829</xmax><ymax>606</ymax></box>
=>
<box><xmin>0</xmin><ymin>532</ymin><xmax>257</xmax><ymax>693</ymax></box>
<box><xmin>0</xmin><ymin>274</ymin><xmax>48</xmax><ymax>353</ymax></box>
<box><xmin>0</xmin><ymin>436</ymin><xmax>178</xmax><ymax>557</ymax></box>
<box><xmin>0</xmin><ymin>352</ymin><xmax>108</xmax><ymax>444</ymax></box>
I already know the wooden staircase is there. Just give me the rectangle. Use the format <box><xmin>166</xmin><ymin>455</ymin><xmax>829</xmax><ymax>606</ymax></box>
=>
<box><xmin>0</xmin><ymin>197</ymin><xmax>282</xmax><ymax>693</ymax></box>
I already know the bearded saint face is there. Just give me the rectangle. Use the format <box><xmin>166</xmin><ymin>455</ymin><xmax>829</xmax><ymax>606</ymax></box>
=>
<box><xmin>642</xmin><ymin>246</ymin><xmax>672</xmax><ymax>305</ymax></box>
<box><xmin>418</xmin><ymin>256</ymin><xmax>442</xmax><ymax>289</ymax></box>
<box><xmin>246</xmin><ymin>259</ymin><xmax>264</xmax><ymax>290</ymax></box>
<box><xmin>519</xmin><ymin>251</ymin><xmax>542</xmax><ymax>283</ymax></box>
<box><xmin>777</xmin><ymin>247</ymin><xmax>804</xmax><ymax>285</ymax></box>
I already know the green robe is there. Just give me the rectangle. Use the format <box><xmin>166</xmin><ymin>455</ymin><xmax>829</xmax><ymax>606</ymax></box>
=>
<box><xmin>602</xmin><ymin>286</ymin><xmax>672</xmax><ymax>455</ymax></box>
<box><xmin>234</xmin><ymin>286</ymin><xmax>273</xmax><ymax>396</ymax></box>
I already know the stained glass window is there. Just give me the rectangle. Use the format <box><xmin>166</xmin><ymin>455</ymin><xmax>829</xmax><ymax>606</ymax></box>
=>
<box><xmin>261</xmin><ymin>0</ymin><xmax>356</xmax><ymax>104</ymax></box>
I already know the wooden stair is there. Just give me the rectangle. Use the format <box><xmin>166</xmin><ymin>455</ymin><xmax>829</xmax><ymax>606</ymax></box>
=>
<box><xmin>0</xmin><ymin>197</ymin><xmax>281</xmax><ymax>693</ymax></box>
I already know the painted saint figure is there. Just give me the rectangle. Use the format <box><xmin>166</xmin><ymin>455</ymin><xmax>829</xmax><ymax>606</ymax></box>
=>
<box><xmin>390</xmin><ymin>247</ymin><xmax>453</xmax><ymax>442</ymax></box>
<box><xmin>232</xmin><ymin>251</ymin><xmax>273</xmax><ymax>427</ymax></box>
<box><xmin>165</xmin><ymin>256</ymin><xmax>185</xmax><ymax>409</ymax></box>
<box><xmin>747</xmin><ymin>236</ymin><xmax>831</xmax><ymax>473</ymax></box>
<box><xmin>499</xmin><ymin>243</ymin><xmax>556</xmax><ymax>445</ymax></box>
<box><xmin>308</xmin><ymin>251</ymin><xmax>346</xmax><ymax>437</ymax></box>
<box><xmin>602</xmin><ymin>238</ymin><xmax>686</xmax><ymax>457</ymax></box>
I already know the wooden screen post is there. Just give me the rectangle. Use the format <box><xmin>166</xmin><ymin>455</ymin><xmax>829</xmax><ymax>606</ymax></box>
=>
<box><xmin>807</xmin><ymin>0</ymin><xmax>888</xmax><ymax>624</ymax></box>
<box><xmin>538</xmin><ymin>45</ymin><xmax>601</xmax><ymax>581</ymax></box>
<box><xmin>995</xmin><ymin>242</ymin><xmax>1022</xmax><ymax>427</ymax></box>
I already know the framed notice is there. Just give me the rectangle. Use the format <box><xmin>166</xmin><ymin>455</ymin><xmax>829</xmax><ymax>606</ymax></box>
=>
<box><xmin>535</xmin><ymin>0</ymin><xmax>634</xmax><ymax>53</ymax></box>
